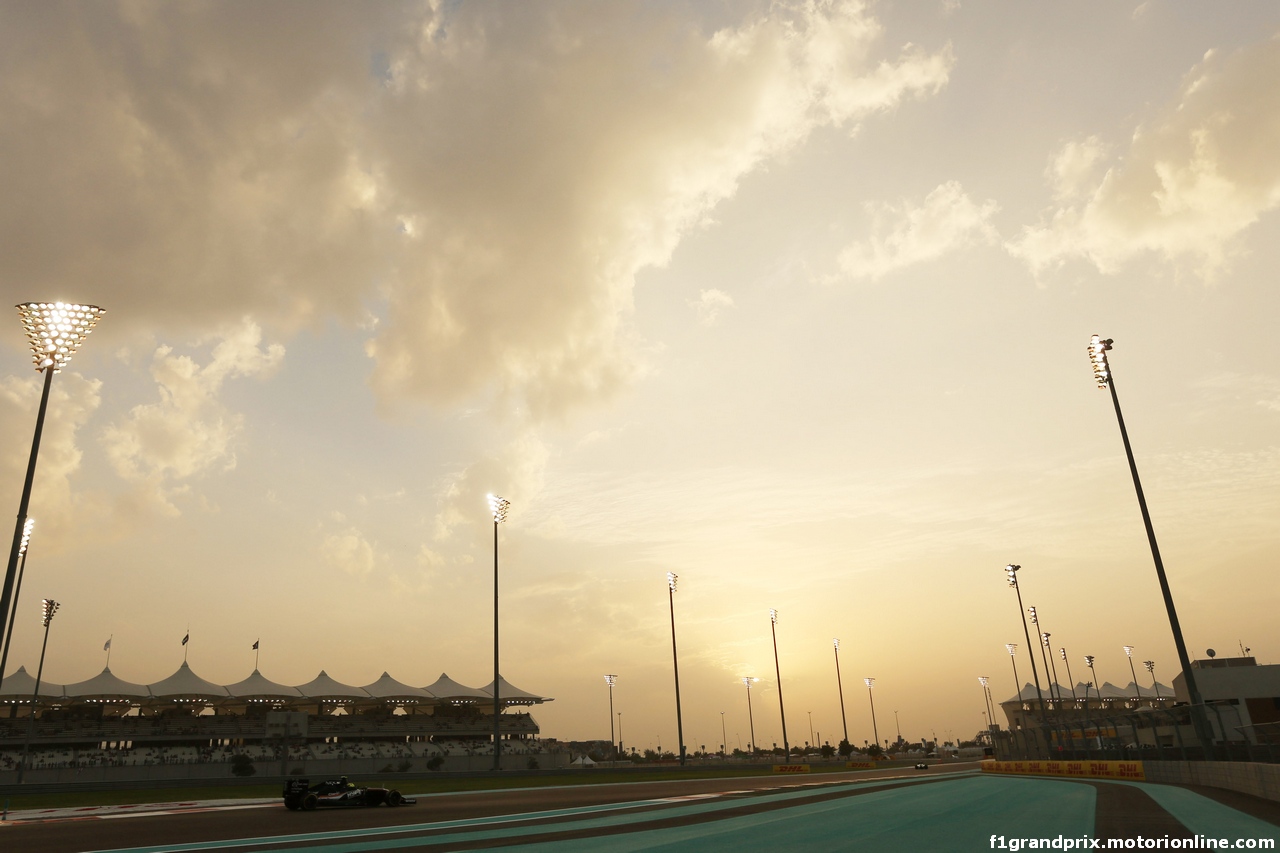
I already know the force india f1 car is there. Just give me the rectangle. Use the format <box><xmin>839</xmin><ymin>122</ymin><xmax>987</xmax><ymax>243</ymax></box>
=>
<box><xmin>283</xmin><ymin>777</ymin><xmax>416</xmax><ymax>810</ymax></box>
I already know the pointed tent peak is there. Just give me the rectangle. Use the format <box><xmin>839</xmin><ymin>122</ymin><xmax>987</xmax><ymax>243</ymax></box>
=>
<box><xmin>148</xmin><ymin>662</ymin><xmax>229</xmax><ymax>700</ymax></box>
<box><xmin>481</xmin><ymin>675</ymin><xmax>552</xmax><ymax>705</ymax></box>
<box><xmin>360</xmin><ymin>672</ymin><xmax>433</xmax><ymax>701</ymax></box>
<box><xmin>295</xmin><ymin>671</ymin><xmax>367</xmax><ymax>699</ymax></box>
<box><xmin>425</xmin><ymin>673</ymin><xmax>489</xmax><ymax>701</ymax></box>
<box><xmin>223</xmin><ymin>669</ymin><xmax>303</xmax><ymax>700</ymax></box>
<box><xmin>63</xmin><ymin>666</ymin><xmax>150</xmax><ymax>700</ymax></box>
<box><xmin>0</xmin><ymin>666</ymin><xmax>64</xmax><ymax>700</ymax></box>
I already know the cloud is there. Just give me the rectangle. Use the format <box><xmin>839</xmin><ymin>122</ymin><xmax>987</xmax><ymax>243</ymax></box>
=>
<box><xmin>432</xmin><ymin>430</ymin><xmax>551</xmax><ymax>544</ymax></box>
<box><xmin>835</xmin><ymin>181</ymin><xmax>999</xmax><ymax>279</ymax></box>
<box><xmin>1010</xmin><ymin>36</ymin><xmax>1280</xmax><ymax>278</ymax></box>
<box><xmin>0</xmin><ymin>1</ymin><xmax>951</xmax><ymax>421</ymax></box>
<box><xmin>319</xmin><ymin>524</ymin><xmax>378</xmax><ymax>577</ymax></box>
<box><xmin>100</xmin><ymin>319</ymin><xmax>284</xmax><ymax>513</ymax></box>
<box><xmin>689</xmin><ymin>289</ymin><xmax>735</xmax><ymax>325</ymax></box>
<box><xmin>0</xmin><ymin>371</ymin><xmax>101</xmax><ymax>542</ymax></box>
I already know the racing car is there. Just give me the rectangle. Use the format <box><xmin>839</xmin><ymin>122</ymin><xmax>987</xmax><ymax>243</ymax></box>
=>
<box><xmin>283</xmin><ymin>777</ymin><xmax>416</xmax><ymax>810</ymax></box>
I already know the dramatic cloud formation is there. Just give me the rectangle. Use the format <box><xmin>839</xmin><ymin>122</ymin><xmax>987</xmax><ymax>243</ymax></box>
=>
<box><xmin>0</xmin><ymin>373</ymin><xmax>101</xmax><ymax>541</ymax></box>
<box><xmin>690</xmin><ymin>289</ymin><xmax>735</xmax><ymax>325</ymax></box>
<box><xmin>0</xmin><ymin>0</ymin><xmax>951</xmax><ymax>422</ymax></box>
<box><xmin>1010</xmin><ymin>35</ymin><xmax>1280</xmax><ymax>277</ymax></box>
<box><xmin>836</xmin><ymin>181</ymin><xmax>999</xmax><ymax>279</ymax></box>
<box><xmin>100</xmin><ymin>320</ymin><xmax>284</xmax><ymax>514</ymax></box>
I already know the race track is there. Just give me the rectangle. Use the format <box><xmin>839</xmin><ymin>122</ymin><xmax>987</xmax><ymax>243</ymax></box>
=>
<box><xmin>5</xmin><ymin>765</ymin><xmax>1279</xmax><ymax>852</ymax></box>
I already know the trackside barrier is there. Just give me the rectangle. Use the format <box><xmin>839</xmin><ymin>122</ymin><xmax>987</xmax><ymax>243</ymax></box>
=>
<box><xmin>982</xmin><ymin>759</ymin><xmax>1144</xmax><ymax>780</ymax></box>
<box><xmin>773</xmin><ymin>764</ymin><xmax>810</xmax><ymax>773</ymax></box>
<box><xmin>845</xmin><ymin>761</ymin><xmax>876</xmax><ymax>769</ymax></box>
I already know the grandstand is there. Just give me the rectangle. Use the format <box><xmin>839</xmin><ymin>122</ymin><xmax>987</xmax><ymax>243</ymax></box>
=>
<box><xmin>0</xmin><ymin>663</ymin><xmax>559</xmax><ymax>782</ymax></box>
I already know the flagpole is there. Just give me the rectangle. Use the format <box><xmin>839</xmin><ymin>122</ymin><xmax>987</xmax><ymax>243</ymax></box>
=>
<box><xmin>254</xmin><ymin>639</ymin><xmax>260</xmax><ymax>670</ymax></box>
<box><xmin>183</xmin><ymin>626</ymin><xmax>189</xmax><ymax>663</ymax></box>
<box><xmin>105</xmin><ymin>635</ymin><xmax>112</xmax><ymax>668</ymax></box>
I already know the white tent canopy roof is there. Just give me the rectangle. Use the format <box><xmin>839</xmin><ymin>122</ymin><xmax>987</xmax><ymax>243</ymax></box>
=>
<box><xmin>0</xmin><ymin>665</ymin><xmax>64</xmax><ymax>701</ymax></box>
<box><xmin>425</xmin><ymin>673</ymin><xmax>491</xmax><ymax>701</ymax></box>
<box><xmin>62</xmin><ymin>666</ymin><xmax>150</xmax><ymax>700</ymax></box>
<box><xmin>1002</xmin><ymin>680</ymin><xmax>1172</xmax><ymax>704</ymax></box>
<box><xmin>222</xmin><ymin>669</ymin><xmax>304</xmax><ymax>700</ymax></box>
<box><xmin>361</xmin><ymin>672</ymin><xmax>433</xmax><ymax>701</ymax></box>
<box><xmin>295</xmin><ymin>670</ymin><xmax>368</xmax><ymax>699</ymax></box>
<box><xmin>482</xmin><ymin>675</ymin><xmax>553</xmax><ymax>704</ymax></box>
<box><xmin>148</xmin><ymin>662</ymin><xmax>230</xmax><ymax>700</ymax></box>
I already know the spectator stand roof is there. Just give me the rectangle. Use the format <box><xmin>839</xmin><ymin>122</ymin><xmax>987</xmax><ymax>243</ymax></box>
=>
<box><xmin>221</xmin><ymin>669</ymin><xmax>305</xmax><ymax>705</ymax></box>
<box><xmin>482</xmin><ymin>675</ymin><xmax>554</xmax><ymax>708</ymax></box>
<box><xmin>147</xmin><ymin>661</ymin><xmax>231</xmax><ymax>708</ymax></box>
<box><xmin>61</xmin><ymin>666</ymin><xmax>150</xmax><ymax>705</ymax></box>
<box><xmin>427</xmin><ymin>673</ymin><xmax>491</xmax><ymax>705</ymax></box>
<box><xmin>0</xmin><ymin>665</ymin><xmax>63</xmax><ymax>704</ymax></box>
<box><xmin>361</xmin><ymin>672</ymin><xmax>434</xmax><ymax>708</ymax></box>
<box><xmin>294</xmin><ymin>670</ymin><xmax>367</xmax><ymax>709</ymax></box>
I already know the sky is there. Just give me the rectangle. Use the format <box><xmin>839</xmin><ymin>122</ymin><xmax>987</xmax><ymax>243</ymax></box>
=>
<box><xmin>1</xmin><ymin>0</ymin><xmax>1279</xmax><ymax>754</ymax></box>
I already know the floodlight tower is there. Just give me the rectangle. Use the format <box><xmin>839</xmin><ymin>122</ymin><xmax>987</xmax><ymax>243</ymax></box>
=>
<box><xmin>1059</xmin><ymin>648</ymin><xmax>1079</xmax><ymax>702</ymax></box>
<box><xmin>978</xmin><ymin>676</ymin><xmax>996</xmax><ymax>729</ymax></box>
<box><xmin>833</xmin><ymin>638</ymin><xmax>849</xmax><ymax>745</ymax></box>
<box><xmin>1084</xmin><ymin>655</ymin><xmax>1099</xmax><ymax>702</ymax></box>
<box><xmin>1004</xmin><ymin>565</ymin><xmax>1045</xmax><ymax>716</ymax></box>
<box><xmin>0</xmin><ymin>518</ymin><xmax>34</xmax><ymax>683</ymax></box>
<box><xmin>1</xmin><ymin>303</ymin><xmax>104</xmax><ymax>673</ymax></box>
<box><xmin>864</xmin><ymin>678</ymin><xmax>880</xmax><ymax>753</ymax></box>
<box><xmin>1027</xmin><ymin>606</ymin><xmax>1057</xmax><ymax>706</ymax></box>
<box><xmin>1087</xmin><ymin>335</ymin><xmax>1212</xmax><ymax>755</ymax></box>
<box><xmin>604</xmin><ymin>675</ymin><xmax>618</xmax><ymax>758</ymax></box>
<box><xmin>1041</xmin><ymin>633</ymin><xmax>1064</xmax><ymax>705</ymax></box>
<box><xmin>1144</xmin><ymin>660</ymin><xmax>1162</xmax><ymax>699</ymax></box>
<box><xmin>769</xmin><ymin>609</ymin><xmax>789</xmax><ymax>761</ymax></box>
<box><xmin>1006</xmin><ymin>643</ymin><xmax>1023</xmax><ymax>704</ymax></box>
<box><xmin>1123</xmin><ymin>646</ymin><xmax>1143</xmax><ymax>701</ymax></box>
<box><xmin>487</xmin><ymin>494</ymin><xmax>509</xmax><ymax>771</ymax></box>
<box><xmin>17</xmin><ymin>598</ymin><xmax>59</xmax><ymax>784</ymax></box>
<box><xmin>742</xmin><ymin>677</ymin><xmax>759</xmax><ymax>755</ymax></box>
<box><xmin>668</xmin><ymin>573</ymin><xmax>686</xmax><ymax>765</ymax></box>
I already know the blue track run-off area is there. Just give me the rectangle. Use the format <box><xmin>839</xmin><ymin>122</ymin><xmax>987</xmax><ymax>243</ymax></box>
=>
<box><xmin>89</xmin><ymin>773</ymin><xmax>1280</xmax><ymax>853</ymax></box>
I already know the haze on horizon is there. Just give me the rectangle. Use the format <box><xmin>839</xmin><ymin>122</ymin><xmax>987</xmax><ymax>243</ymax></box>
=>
<box><xmin>2</xmin><ymin>0</ymin><xmax>1279</xmax><ymax>754</ymax></box>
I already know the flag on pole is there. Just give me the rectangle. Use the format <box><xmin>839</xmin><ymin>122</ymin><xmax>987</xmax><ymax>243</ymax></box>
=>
<box><xmin>182</xmin><ymin>632</ymin><xmax>189</xmax><ymax>646</ymax></box>
<box><xmin>252</xmin><ymin>639</ymin><xmax>259</xmax><ymax>650</ymax></box>
<box><xmin>103</xmin><ymin>638</ymin><xmax>111</xmax><ymax>651</ymax></box>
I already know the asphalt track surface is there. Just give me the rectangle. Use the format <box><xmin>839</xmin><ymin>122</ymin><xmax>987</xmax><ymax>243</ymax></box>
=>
<box><xmin>4</xmin><ymin>764</ymin><xmax>1279</xmax><ymax>852</ymax></box>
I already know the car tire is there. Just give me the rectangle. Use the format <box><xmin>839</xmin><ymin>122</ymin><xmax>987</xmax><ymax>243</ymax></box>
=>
<box><xmin>301</xmin><ymin>793</ymin><xmax>318</xmax><ymax>811</ymax></box>
<box><xmin>388</xmin><ymin>791</ymin><xmax>402</xmax><ymax>807</ymax></box>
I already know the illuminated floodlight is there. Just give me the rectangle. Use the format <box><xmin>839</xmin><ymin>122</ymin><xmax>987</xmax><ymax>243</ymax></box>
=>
<box><xmin>604</xmin><ymin>674</ymin><xmax>617</xmax><ymax>687</ymax></box>
<box><xmin>1006</xmin><ymin>643</ymin><xmax>1017</xmax><ymax>656</ymax></box>
<box><xmin>1027</xmin><ymin>606</ymin><xmax>1038</xmax><ymax>625</ymax></box>
<box><xmin>769</xmin><ymin>608</ymin><xmax>777</xmax><ymax>624</ymax></box>
<box><xmin>667</xmin><ymin>572</ymin><xmax>677</xmax><ymax>592</ymax></box>
<box><xmin>1041</xmin><ymin>632</ymin><xmax>1051</xmax><ymax>648</ymax></box>
<box><xmin>1088</xmin><ymin>335</ymin><xmax>1112</xmax><ymax>388</ymax></box>
<box><xmin>40</xmin><ymin>598</ymin><xmax>59</xmax><ymax>627</ymax></box>
<box><xmin>16</xmin><ymin>303</ymin><xmax>105</xmax><ymax>373</ymax></box>
<box><xmin>833</xmin><ymin>638</ymin><xmax>839</xmax><ymax>650</ymax></box>
<box><xmin>978</xmin><ymin>676</ymin><xmax>989</xmax><ymax>687</ymax></box>
<box><xmin>864</xmin><ymin>677</ymin><xmax>875</xmax><ymax>689</ymax></box>
<box><xmin>487</xmin><ymin>494</ymin><xmax>509</xmax><ymax>524</ymax></box>
<box><xmin>1123</xmin><ymin>645</ymin><xmax>1134</xmax><ymax>658</ymax></box>
<box><xmin>1084</xmin><ymin>655</ymin><xmax>1095</xmax><ymax>667</ymax></box>
<box><xmin>1004</xmin><ymin>564</ymin><xmax>1020</xmax><ymax>587</ymax></box>
<box><xmin>19</xmin><ymin>518</ymin><xmax>33</xmax><ymax>556</ymax></box>
<box><xmin>742</xmin><ymin>676</ymin><xmax>759</xmax><ymax>688</ymax></box>
<box><xmin>1143</xmin><ymin>660</ymin><xmax>1155</xmax><ymax>674</ymax></box>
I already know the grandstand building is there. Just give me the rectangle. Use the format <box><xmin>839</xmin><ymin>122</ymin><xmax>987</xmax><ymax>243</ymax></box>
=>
<box><xmin>0</xmin><ymin>663</ymin><xmax>557</xmax><ymax>782</ymax></box>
